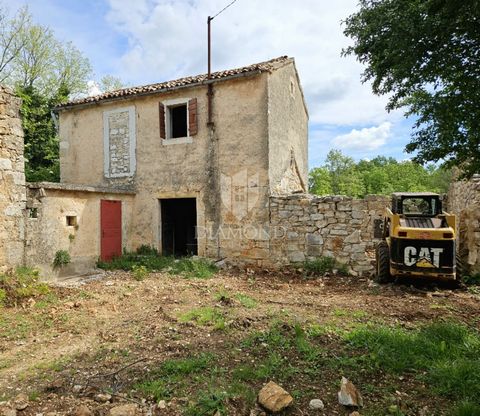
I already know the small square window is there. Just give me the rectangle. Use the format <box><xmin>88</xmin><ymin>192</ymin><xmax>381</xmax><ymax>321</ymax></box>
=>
<box><xmin>169</xmin><ymin>104</ymin><xmax>188</xmax><ymax>138</ymax></box>
<box><xmin>66</xmin><ymin>216</ymin><xmax>77</xmax><ymax>227</ymax></box>
<box><xmin>29</xmin><ymin>208</ymin><xmax>38</xmax><ymax>219</ymax></box>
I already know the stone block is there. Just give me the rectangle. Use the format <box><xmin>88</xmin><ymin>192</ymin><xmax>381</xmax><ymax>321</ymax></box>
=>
<box><xmin>306</xmin><ymin>233</ymin><xmax>323</xmax><ymax>245</ymax></box>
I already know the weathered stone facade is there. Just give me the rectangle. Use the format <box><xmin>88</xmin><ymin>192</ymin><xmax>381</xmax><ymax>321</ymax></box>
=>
<box><xmin>0</xmin><ymin>86</ymin><xmax>26</xmax><ymax>270</ymax></box>
<box><xmin>269</xmin><ymin>194</ymin><xmax>389</xmax><ymax>275</ymax></box>
<box><xmin>448</xmin><ymin>175</ymin><xmax>480</xmax><ymax>273</ymax></box>
<box><xmin>104</xmin><ymin>108</ymin><xmax>135</xmax><ymax>178</ymax></box>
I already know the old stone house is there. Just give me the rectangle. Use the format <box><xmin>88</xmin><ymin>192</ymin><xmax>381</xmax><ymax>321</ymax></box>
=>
<box><xmin>25</xmin><ymin>56</ymin><xmax>309</xmax><ymax>276</ymax></box>
<box><xmin>3</xmin><ymin>56</ymin><xmax>478</xmax><ymax>278</ymax></box>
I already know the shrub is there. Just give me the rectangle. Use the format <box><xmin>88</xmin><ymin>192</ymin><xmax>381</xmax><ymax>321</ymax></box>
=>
<box><xmin>132</xmin><ymin>265</ymin><xmax>149</xmax><ymax>281</ymax></box>
<box><xmin>303</xmin><ymin>256</ymin><xmax>349</xmax><ymax>276</ymax></box>
<box><xmin>0</xmin><ymin>267</ymin><xmax>50</xmax><ymax>307</ymax></box>
<box><xmin>97</xmin><ymin>250</ymin><xmax>218</xmax><ymax>279</ymax></box>
<box><xmin>53</xmin><ymin>250</ymin><xmax>71</xmax><ymax>268</ymax></box>
<box><xmin>136</xmin><ymin>245</ymin><xmax>159</xmax><ymax>256</ymax></box>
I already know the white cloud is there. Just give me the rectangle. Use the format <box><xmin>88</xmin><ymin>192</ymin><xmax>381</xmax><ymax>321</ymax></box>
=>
<box><xmin>331</xmin><ymin>122</ymin><xmax>392</xmax><ymax>151</ymax></box>
<box><xmin>104</xmin><ymin>0</ymin><xmax>395</xmax><ymax>125</ymax></box>
<box><xmin>87</xmin><ymin>80</ymin><xmax>102</xmax><ymax>96</ymax></box>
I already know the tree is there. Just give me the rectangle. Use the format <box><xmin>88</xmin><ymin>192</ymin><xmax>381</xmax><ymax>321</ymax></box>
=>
<box><xmin>0</xmin><ymin>6</ymin><xmax>29</xmax><ymax>84</ymax></box>
<box><xmin>343</xmin><ymin>0</ymin><xmax>480</xmax><ymax>177</ymax></box>
<box><xmin>98</xmin><ymin>75</ymin><xmax>125</xmax><ymax>92</ymax></box>
<box><xmin>308</xmin><ymin>149</ymin><xmax>451</xmax><ymax>197</ymax></box>
<box><xmin>0</xmin><ymin>4</ymin><xmax>94</xmax><ymax>181</ymax></box>
<box><xmin>309</xmin><ymin>167</ymin><xmax>332</xmax><ymax>195</ymax></box>
<box><xmin>0</xmin><ymin>5</ymin><xmax>92</xmax><ymax>97</ymax></box>
<box><xmin>324</xmin><ymin>150</ymin><xmax>364</xmax><ymax>196</ymax></box>
<box><xmin>16</xmin><ymin>84</ymin><xmax>69</xmax><ymax>182</ymax></box>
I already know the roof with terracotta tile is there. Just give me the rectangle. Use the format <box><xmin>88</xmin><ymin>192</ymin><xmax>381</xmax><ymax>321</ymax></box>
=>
<box><xmin>57</xmin><ymin>56</ymin><xmax>292</xmax><ymax>110</ymax></box>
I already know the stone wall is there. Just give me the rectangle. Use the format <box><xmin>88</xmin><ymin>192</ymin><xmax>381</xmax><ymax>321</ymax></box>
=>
<box><xmin>0</xmin><ymin>86</ymin><xmax>26</xmax><ymax>271</ymax></box>
<box><xmin>447</xmin><ymin>175</ymin><xmax>480</xmax><ymax>273</ymax></box>
<box><xmin>269</xmin><ymin>194</ymin><xmax>389</xmax><ymax>275</ymax></box>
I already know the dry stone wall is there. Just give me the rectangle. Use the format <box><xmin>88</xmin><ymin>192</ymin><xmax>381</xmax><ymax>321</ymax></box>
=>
<box><xmin>269</xmin><ymin>194</ymin><xmax>389</xmax><ymax>275</ymax></box>
<box><xmin>447</xmin><ymin>175</ymin><xmax>480</xmax><ymax>273</ymax></box>
<box><xmin>0</xmin><ymin>86</ymin><xmax>26</xmax><ymax>270</ymax></box>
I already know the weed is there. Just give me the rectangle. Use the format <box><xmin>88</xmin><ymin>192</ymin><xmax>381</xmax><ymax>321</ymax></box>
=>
<box><xmin>344</xmin><ymin>321</ymin><xmax>480</xmax><ymax>401</ymax></box>
<box><xmin>168</xmin><ymin>258</ymin><xmax>218</xmax><ymax>279</ymax></box>
<box><xmin>451</xmin><ymin>401</ymin><xmax>480</xmax><ymax>416</ymax></box>
<box><xmin>214</xmin><ymin>289</ymin><xmax>232</xmax><ymax>304</ymax></box>
<box><xmin>235</xmin><ymin>293</ymin><xmax>257</xmax><ymax>309</ymax></box>
<box><xmin>462</xmin><ymin>273</ymin><xmax>480</xmax><ymax>286</ymax></box>
<box><xmin>136</xmin><ymin>245</ymin><xmax>159</xmax><ymax>256</ymax></box>
<box><xmin>303</xmin><ymin>256</ymin><xmax>349</xmax><ymax>276</ymax></box>
<box><xmin>132</xmin><ymin>265</ymin><xmax>149</xmax><ymax>281</ymax></box>
<box><xmin>184</xmin><ymin>388</ymin><xmax>228</xmax><ymax>416</ymax></box>
<box><xmin>0</xmin><ymin>267</ymin><xmax>50</xmax><ymax>307</ymax></box>
<box><xmin>97</xmin><ymin>249</ymin><xmax>217</xmax><ymax>279</ymax></box>
<box><xmin>53</xmin><ymin>250</ymin><xmax>71</xmax><ymax>268</ymax></box>
<box><xmin>180</xmin><ymin>307</ymin><xmax>225</xmax><ymax>330</ymax></box>
<box><xmin>135</xmin><ymin>354</ymin><xmax>213</xmax><ymax>401</ymax></box>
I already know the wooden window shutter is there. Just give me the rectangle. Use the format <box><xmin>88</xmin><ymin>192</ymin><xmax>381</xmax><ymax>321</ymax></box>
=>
<box><xmin>159</xmin><ymin>102</ymin><xmax>165</xmax><ymax>139</ymax></box>
<box><xmin>188</xmin><ymin>98</ymin><xmax>198</xmax><ymax>136</ymax></box>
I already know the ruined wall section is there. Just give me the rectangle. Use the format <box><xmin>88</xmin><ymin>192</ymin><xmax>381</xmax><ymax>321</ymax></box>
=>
<box><xmin>0</xmin><ymin>86</ymin><xmax>26</xmax><ymax>270</ymax></box>
<box><xmin>269</xmin><ymin>194</ymin><xmax>389</xmax><ymax>275</ymax></box>
<box><xmin>447</xmin><ymin>175</ymin><xmax>480</xmax><ymax>273</ymax></box>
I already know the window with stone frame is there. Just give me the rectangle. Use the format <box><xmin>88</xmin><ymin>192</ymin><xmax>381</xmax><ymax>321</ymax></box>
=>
<box><xmin>159</xmin><ymin>98</ymin><xmax>197</xmax><ymax>143</ymax></box>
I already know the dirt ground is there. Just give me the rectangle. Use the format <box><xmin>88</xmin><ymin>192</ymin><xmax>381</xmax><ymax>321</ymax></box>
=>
<box><xmin>1</xmin><ymin>269</ymin><xmax>479</xmax><ymax>416</ymax></box>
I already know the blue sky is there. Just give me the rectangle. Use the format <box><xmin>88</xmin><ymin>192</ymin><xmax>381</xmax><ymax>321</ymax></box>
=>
<box><xmin>3</xmin><ymin>0</ymin><xmax>415</xmax><ymax>168</ymax></box>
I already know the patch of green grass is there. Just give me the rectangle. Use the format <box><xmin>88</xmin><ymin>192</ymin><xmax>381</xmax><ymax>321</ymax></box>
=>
<box><xmin>344</xmin><ymin>321</ymin><xmax>480</xmax><ymax>401</ymax></box>
<box><xmin>184</xmin><ymin>388</ymin><xmax>228</xmax><ymax>416</ymax></box>
<box><xmin>135</xmin><ymin>354</ymin><xmax>213</xmax><ymax>401</ymax></box>
<box><xmin>332</xmin><ymin>308</ymin><xmax>368</xmax><ymax>319</ymax></box>
<box><xmin>180</xmin><ymin>307</ymin><xmax>226</xmax><ymax>330</ymax></box>
<box><xmin>303</xmin><ymin>256</ymin><xmax>349</xmax><ymax>276</ymax></box>
<box><xmin>214</xmin><ymin>289</ymin><xmax>232</xmax><ymax>303</ymax></box>
<box><xmin>169</xmin><ymin>258</ymin><xmax>218</xmax><ymax>279</ymax></box>
<box><xmin>235</xmin><ymin>293</ymin><xmax>257</xmax><ymax>309</ymax></box>
<box><xmin>97</xmin><ymin>248</ymin><xmax>217</xmax><ymax>279</ymax></box>
<box><xmin>450</xmin><ymin>401</ymin><xmax>480</xmax><ymax>416</ymax></box>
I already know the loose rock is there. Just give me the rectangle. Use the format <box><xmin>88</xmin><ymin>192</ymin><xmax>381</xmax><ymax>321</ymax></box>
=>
<box><xmin>338</xmin><ymin>377</ymin><xmax>363</xmax><ymax>408</ymax></box>
<box><xmin>95</xmin><ymin>393</ymin><xmax>112</xmax><ymax>403</ymax></box>
<box><xmin>73</xmin><ymin>405</ymin><xmax>93</xmax><ymax>416</ymax></box>
<box><xmin>308</xmin><ymin>399</ymin><xmax>324</xmax><ymax>410</ymax></box>
<box><xmin>350</xmin><ymin>412</ymin><xmax>361</xmax><ymax>416</ymax></box>
<box><xmin>108</xmin><ymin>404</ymin><xmax>138</xmax><ymax>416</ymax></box>
<box><xmin>12</xmin><ymin>394</ymin><xmax>28</xmax><ymax>411</ymax></box>
<box><xmin>258</xmin><ymin>381</ymin><xmax>293</xmax><ymax>413</ymax></box>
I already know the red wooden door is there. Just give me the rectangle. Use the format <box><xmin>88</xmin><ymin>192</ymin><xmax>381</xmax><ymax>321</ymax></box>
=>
<box><xmin>101</xmin><ymin>200</ymin><xmax>122</xmax><ymax>261</ymax></box>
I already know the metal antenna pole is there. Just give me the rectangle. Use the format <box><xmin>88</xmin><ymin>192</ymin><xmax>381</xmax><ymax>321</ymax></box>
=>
<box><xmin>207</xmin><ymin>15</ymin><xmax>213</xmax><ymax>126</ymax></box>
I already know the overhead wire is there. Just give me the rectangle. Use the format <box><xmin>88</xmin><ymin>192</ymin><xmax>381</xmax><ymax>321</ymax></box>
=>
<box><xmin>210</xmin><ymin>0</ymin><xmax>240</xmax><ymax>20</ymax></box>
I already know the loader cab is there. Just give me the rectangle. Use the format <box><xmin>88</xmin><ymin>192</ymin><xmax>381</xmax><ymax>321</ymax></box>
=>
<box><xmin>391</xmin><ymin>193</ymin><xmax>442</xmax><ymax>217</ymax></box>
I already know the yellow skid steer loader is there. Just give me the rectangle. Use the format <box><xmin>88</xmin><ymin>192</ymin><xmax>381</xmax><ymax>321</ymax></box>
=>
<box><xmin>375</xmin><ymin>193</ymin><xmax>457</xmax><ymax>282</ymax></box>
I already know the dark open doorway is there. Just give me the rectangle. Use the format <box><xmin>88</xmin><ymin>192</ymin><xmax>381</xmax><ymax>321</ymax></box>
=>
<box><xmin>161</xmin><ymin>198</ymin><xmax>197</xmax><ymax>256</ymax></box>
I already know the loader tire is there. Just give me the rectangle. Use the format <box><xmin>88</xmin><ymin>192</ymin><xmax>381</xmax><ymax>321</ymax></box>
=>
<box><xmin>375</xmin><ymin>241</ymin><xmax>392</xmax><ymax>283</ymax></box>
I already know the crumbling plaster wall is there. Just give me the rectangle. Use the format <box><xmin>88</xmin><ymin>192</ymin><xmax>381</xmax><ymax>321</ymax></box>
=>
<box><xmin>447</xmin><ymin>175</ymin><xmax>480</xmax><ymax>273</ymax></box>
<box><xmin>26</xmin><ymin>185</ymin><xmax>135</xmax><ymax>278</ymax></box>
<box><xmin>269</xmin><ymin>194</ymin><xmax>389</xmax><ymax>275</ymax></box>
<box><xmin>267</xmin><ymin>62</ymin><xmax>308</xmax><ymax>194</ymax></box>
<box><xmin>0</xmin><ymin>86</ymin><xmax>26</xmax><ymax>270</ymax></box>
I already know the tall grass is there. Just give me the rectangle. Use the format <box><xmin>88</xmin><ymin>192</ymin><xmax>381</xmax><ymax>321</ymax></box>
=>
<box><xmin>344</xmin><ymin>321</ymin><xmax>480</xmax><ymax>402</ymax></box>
<box><xmin>97</xmin><ymin>247</ymin><xmax>218</xmax><ymax>279</ymax></box>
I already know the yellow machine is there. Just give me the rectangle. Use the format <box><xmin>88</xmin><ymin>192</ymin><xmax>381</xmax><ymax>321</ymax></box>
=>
<box><xmin>375</xmin><ymin>192</ymin><xmax>457</xmax><ymax>282</ymax></box>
